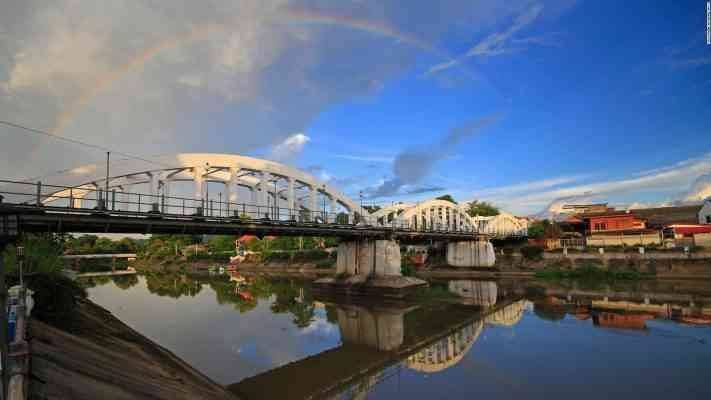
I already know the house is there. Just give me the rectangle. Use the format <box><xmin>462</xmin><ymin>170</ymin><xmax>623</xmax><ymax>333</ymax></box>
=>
<box><xmin>630</xmin><ymin>204</ymin><xmax>703</xmax><ymax>229</ymax></box>
<box><xmin>576</xmin><ymin>210</ymin><xmax>659</xmax><ymax>247</ymax></box>
<box><xmin>585</xmin><ymin>212</ymin><xmax>646</xmax><ymax>233</ymax></box>
<box><xmin>699</xmin><ymin>199</ymin><xmax>711</xmax><ymax>224</ymax></box>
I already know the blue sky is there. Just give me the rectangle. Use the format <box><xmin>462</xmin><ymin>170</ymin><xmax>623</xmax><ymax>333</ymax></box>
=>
<box><xmin>1</xmin><ymin>0</ymin><xmax>709</xmax><ymax>215</ymax></box>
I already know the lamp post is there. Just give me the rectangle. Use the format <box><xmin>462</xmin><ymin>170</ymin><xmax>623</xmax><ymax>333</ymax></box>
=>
<box><xmin>274</xmin><ymin>179</ymin><xmax>278</xmax><ymax>220</ymax></box>
<box><xmin>205</xmin><ymin>162</ymin><xmax>210</xmax><ymax>216</ymax></box>
<box><xmin>322</xmin><ymin>184</ymin><xmax>326</xmax><ymax>223</ymax></box>
<box><xmin>358</xmin><ymin>190</ymin><xmax>364</xmax><ymax>225</ymax></box>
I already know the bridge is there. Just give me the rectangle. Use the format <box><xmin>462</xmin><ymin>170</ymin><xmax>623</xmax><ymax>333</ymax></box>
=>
<box><xmin>0</xmin><ymin>153</ymin><xmax>496</xmax><ymax>286</ymax></box>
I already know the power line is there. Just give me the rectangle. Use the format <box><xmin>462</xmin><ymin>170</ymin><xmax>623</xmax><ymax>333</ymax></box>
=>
<box><xmin>0</xmin><ymin>119</ymin><xmax>173</xmax><ymax>169</ymax></box>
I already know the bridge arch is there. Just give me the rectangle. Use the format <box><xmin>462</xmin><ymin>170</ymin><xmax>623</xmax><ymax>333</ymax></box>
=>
<box><xmin>470</xmin><ymin>212</ymin><xmax>528</xmax><ymax>238</ymax></box>
<box><xmin>388</xmin><ymin>199</ymin><xmax>477</xmax><ymax>232</ymax></box>
<box><xmin>25</xmin><ymin>153</ymin><xmax>369</xmax><ymax>218</ymax></box>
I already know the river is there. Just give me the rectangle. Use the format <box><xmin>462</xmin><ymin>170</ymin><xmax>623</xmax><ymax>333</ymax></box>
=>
<box><xmin>82</xmin><ymin>273</ymin><xmax>711</xmax><ymax>399</ymax></box>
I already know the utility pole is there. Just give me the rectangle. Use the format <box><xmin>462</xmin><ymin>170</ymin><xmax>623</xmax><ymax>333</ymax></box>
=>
<box><xmin>0</xmin><ymin>240</ymin><xmax>7</xmax><ymax>400</ymax></box>
<box><xmin>105</xmin><ymin>152</ymin><xmax>110</xmax><ymax>198</ymax></box>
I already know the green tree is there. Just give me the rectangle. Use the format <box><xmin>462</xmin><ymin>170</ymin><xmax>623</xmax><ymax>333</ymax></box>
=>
<box><xmin>208</xmin><ymin>235</ymin><xmax>237</xmax><ymax>253</ymax></box>
<box><xmin>435</xmin><ymin>194</ymin><xmax>457</xmax><ymax>204</ymax></box>
<box><xmin>363</xmin><ymin>205</ymin><xmax>381</xmax><ymax>213</ymax></box>
<box><xmin>2</xmin><ymin>234</ymin><xmax>64</xmax><ymax>276</ymax></box>
<box><xmin>528</xmin><ymin>221</ymin><xmax>545</xmax><ymax>239</ymax></box>
<box><xmin>466</xmin><ymin>200</ymin><xmax>499</xmax><ymax>217</ymax></box>
<box><xmin>528</xmin><ymin>219</ymin><xmax>561</xmax><ymax>239</ymax></box>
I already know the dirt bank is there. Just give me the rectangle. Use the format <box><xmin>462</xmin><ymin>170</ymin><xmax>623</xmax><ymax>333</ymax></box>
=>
<box><xmin>29</xmin><ymin>300</ymin><xmax>238</xmax><ymax>400</ymax></box>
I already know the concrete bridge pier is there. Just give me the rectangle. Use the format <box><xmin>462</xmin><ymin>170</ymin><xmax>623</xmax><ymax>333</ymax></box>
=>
<box><xmin>316</xmin><ymin>238</ymin><xmax>427</xmax><ymax>296</ymax></box>
<box><xmin>446</xmin><ymin>240</ymin><xmax>496</xmax><ymax>267</ymax></box>
<box><xmin>336</xmin><ymin>239</ymin><xmax>402</xmax><ymax>277</ymax></box>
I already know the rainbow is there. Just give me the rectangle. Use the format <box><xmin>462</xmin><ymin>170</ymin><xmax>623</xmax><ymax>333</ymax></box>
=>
<box><xmin>51</xmin><ymin>8</ymin><xmax>457</xmax><ymax>135</ymax></box>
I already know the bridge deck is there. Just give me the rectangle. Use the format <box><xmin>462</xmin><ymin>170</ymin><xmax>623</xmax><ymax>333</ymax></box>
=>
<box><xmin>0</xmin><ymin>204</ymin><xmax>485</xmax><ymax>241</ymax></box>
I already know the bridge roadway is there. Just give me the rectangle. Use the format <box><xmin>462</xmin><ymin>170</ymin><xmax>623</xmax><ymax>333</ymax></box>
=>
<box><xmin>0</xmin><ymin>203</ymin><xmax>485</xmax><ymax>242</ymax></box>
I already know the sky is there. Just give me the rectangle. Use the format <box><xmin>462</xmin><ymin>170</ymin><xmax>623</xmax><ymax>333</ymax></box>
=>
<box><xmin>0</xmin><ymin>0</ymin><xmax>709</xmax><ymax>215</ymax></box>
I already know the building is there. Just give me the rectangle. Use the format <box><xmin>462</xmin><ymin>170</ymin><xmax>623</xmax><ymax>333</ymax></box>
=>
<box><xmin>585</xmin><ymin>212</ymin><xmax>646</xmax><ymax>233</ymax></box>
<box><xmin>561</xmin><ymin>203</ymin><xmax>612</xmax><ymax>215</ymax></box>
<box><xmin>630</xmin><ymin>204</ymin><xmax>703</xmax><ymax>229</ymax></box>
<box><xmin>699</xmin><ymin>199</ymin><xmax>711</xmax><ymax>224</ymax></box>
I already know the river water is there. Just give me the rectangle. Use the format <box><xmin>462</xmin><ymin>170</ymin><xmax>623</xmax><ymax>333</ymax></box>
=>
<box><xmin>83</xmin><ymin>274</ymin><xmax>711</xmax><ymax>399</ymax></box>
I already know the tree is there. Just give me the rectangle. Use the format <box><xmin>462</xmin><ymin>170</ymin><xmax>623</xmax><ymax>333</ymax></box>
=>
<box><xmin>527</xmin><ymin>219</ymin><xmax>561</xmax><ymax>239</ymax></box>
<box><xmin>207</xmin><ymin>235</ymin><xmax>237</xmax><ymax>253</ymax></box>
<box><xmin>363</xmin><ymin>205</ymin><xmax>381</xmax><ymax>213</ymax></box>
<box><xmin>436</xmin><ymin>194</ymin><xmax>457</xmax><ymax>204</ymax></box>
<box><xmin>465</xmin><ymin>200</ymin><xmax>499</xmax><ymax>217</ymax></box>
<box><xmin>528</xmin><ymin>221</ymin><xmax>545</xmax><ymax>239</ymax></box>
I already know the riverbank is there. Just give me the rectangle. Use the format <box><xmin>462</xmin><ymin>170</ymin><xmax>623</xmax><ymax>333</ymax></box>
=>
<box><xmin>29</xmin><ymin>299</ymin><xmax>238</xmax><ymax>399</ymax></box>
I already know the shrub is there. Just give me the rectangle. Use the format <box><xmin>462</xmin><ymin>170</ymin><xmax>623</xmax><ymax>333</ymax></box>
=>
<box><xmin>28</xmin><ymin>272</ymin><xmax>87</xmax><ymax>323</ymax></box>
<box><xmin>401</xmin><ymin>261</ymin><xmax>415</xmax><ymax>277</ymax></box>
<box><xmin>520</xmin><ymin>245</ymin><xmax>544</xmax><ymax>260</ymax></box>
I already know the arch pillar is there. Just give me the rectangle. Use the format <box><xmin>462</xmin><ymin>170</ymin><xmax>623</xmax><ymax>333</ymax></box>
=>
<box><xmin>287</xmin><ymin>177</ymin><xmax>295</xmax><ymax>219</ymax></box>
<box><xmin>227</xmin><ymin>167</ymin><xmax>239</xmax><ymax>204</ymax></box>
<box><xmin>329</xmin><ymin>195</ymin><xmax>337</xmax><ymax>223</ymax></box>
<box><xmin>193</xmin><ymin>166</ymin><xmax>205</xmax><ymax>216</ymax></box>
<box><xmin>258</xmin><ymin>171</ymin><xmax>269</xmax><ymax>218</ymax></box>
<box><xmin>309</xmin><ymin>185</ymin><xmax>317</xmax><ymax>221</ymax></box>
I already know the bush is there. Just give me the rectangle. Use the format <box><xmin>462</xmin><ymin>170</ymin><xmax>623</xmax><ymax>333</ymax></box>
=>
<box><xmin>292</xmin><ymin>249</ymin><xmax>330</xmax><ymax>262</ymax></box>
<box><xmin>520</xmin><ymin>245</ymin><xmax>544</xmax><ymax>260</ymax></box>
<box><xmin>28</xmin><ymin>272</ymin><xmax>87</xmax><ymax>323</ymax></box>
<box><xmin>315</xmin><ymin>258</ymin><xmax>335</xmax><ymax>269</ymax></box>
<box><xmin>401</xmin><ymin>261</ymin><xmax>415</xmax><ymax>277</ymax></box>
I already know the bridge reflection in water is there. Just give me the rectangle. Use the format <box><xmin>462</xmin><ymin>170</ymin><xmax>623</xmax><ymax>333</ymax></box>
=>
<box><xmin>229</xmin><ymin>280</ymin><xmax>526</xmax><ymax>400</ymax></box>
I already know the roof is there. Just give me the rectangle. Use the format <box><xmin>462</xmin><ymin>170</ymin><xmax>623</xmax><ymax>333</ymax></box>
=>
<box><xmin>630</xmin><ymin>205</ymin><xmax>703</xmax><ymax>226</ymax></box>
<box><xmin>665</xmin><ymin>224</ymin><xmax>711</xmax><ymax>235</ymax></box>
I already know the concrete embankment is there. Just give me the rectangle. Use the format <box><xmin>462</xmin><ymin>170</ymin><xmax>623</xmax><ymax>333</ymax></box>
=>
<box><xmin>29</xmin><ymin>300</ymin><xmax>238</xmax><ymax>400</ymax></box>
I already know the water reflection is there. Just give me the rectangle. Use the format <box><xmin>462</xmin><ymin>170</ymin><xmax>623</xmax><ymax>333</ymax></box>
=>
<box><xmin>83</xmin><ymin>274</ymin><xmax>711</xmax><ymax>399</ymax></box>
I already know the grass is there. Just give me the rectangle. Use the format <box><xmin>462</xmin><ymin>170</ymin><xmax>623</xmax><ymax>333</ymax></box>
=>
<box><xmin>534</xmin><ymin>262</ymin><xmax>651</xmax><ymax>281</ymax></box>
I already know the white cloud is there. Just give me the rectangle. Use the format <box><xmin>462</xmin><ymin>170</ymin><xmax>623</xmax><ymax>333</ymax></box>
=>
<box><xmin>472</xmin><ymin>152</ymin><xmax>711</xmax><ymax>215</ymax></box>
<box><xmin>0</xmin><ymin>0</ymin><xmax>573</xmax><ymax>182</ymax></box>
<box><xmin>331</xmin><ymin>154</ymin><xmax>395</xmax><ymax>163</ymax></box>
<box><xmin>470</xmin><ymin>175</ymin><xmax>584</xmax><ymax>198</ymax></box>
<box><xmin>270</xmin><ymin>132</ymin><xmax>310</xmax><ymax>162</ymax></box>
<box><xmin>426</xmin><ymin>3</ymin><xmax>545</xmax><ymax>76</ymax></box>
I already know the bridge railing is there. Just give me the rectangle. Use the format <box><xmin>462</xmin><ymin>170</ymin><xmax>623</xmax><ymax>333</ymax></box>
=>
<box><xmin>0</xmin><ymin>179</ymin><xmax>482</xmax><ymax>235</ymax></box>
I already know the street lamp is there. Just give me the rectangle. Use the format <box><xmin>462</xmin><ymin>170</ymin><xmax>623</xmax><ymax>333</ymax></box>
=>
<box><xmin>359</xmin><ymin>190</ymin><xmax>363</xmax><ymax>225</ymax></box>
<box><xmin>322</xmin><ymin>184</ymin><xmax>326</xmax><ymax>223</ymax></box>
<box><xmin>274</xmin><ymin>179</ymin><xmax>278</xmax><ymax>220</ymax></box>
<box><xmin>205</xmin><ymin>162</ymin><xmax>210</xmax><ymax>216</ymax></box>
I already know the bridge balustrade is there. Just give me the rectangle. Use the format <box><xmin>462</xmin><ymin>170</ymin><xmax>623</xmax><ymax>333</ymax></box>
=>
<box><xmin>0</xmin><ymin>179</ymin><xmax>480</xmax><ymax>235</ymax></box>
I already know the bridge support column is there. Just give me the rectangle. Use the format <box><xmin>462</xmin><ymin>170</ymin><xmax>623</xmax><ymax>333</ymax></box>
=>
<box><xmin>446</xmin><ymin>240</ymin><xmax>496</xmax><ymax>267</ymax></box>
<box><xmin>335</xmin><ymin>239</ymin><xmax>402</xmax><ymax>277</ymax></box>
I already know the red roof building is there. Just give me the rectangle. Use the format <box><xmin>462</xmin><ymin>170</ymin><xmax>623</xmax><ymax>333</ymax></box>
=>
<box><xmin>585</xmin><ymin>212</ymin><xmax>646</xmax><ymax>234</ymax></box>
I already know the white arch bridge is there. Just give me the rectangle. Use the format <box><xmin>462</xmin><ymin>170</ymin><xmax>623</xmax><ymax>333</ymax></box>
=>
<box><xmin>0</xmin><ymin>153</ymin><xmax>496</xmax><ymax>271</ymax></box>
